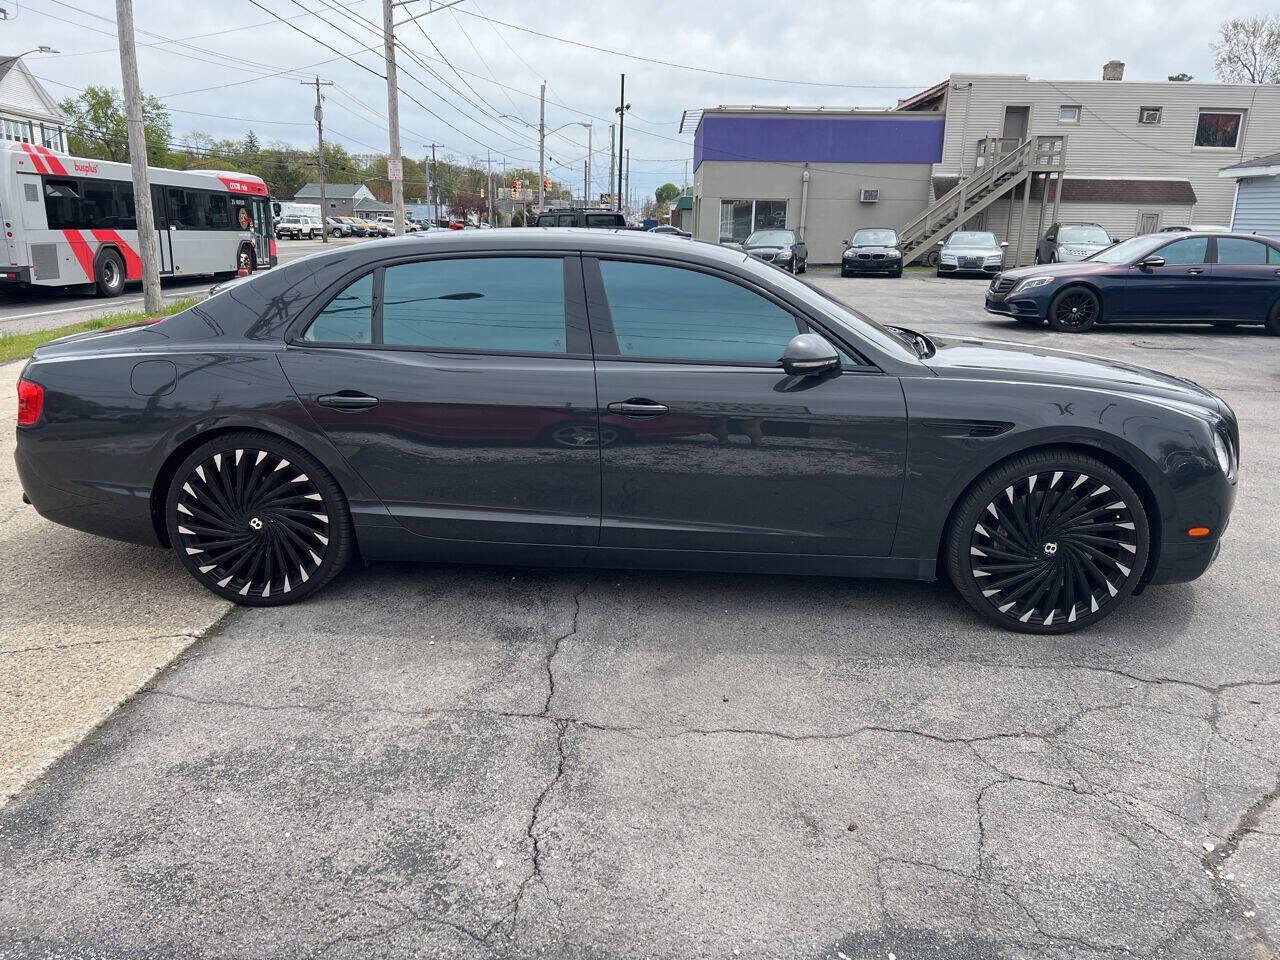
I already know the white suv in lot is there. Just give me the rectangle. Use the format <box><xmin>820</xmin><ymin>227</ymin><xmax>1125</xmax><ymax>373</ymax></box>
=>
<box><xmin>276</xmin><ymin>216</ymin><xmax>323</xmax><ymax>240</ymax></box>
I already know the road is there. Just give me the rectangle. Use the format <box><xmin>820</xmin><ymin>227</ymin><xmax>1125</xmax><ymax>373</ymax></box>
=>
<box><xmin>0</xmin><ymin>238</ymin><xmax>361</xmax><ymax>335</ymax></box>
<box><xmin>0</xmin><ymin>272</ymin><xmax>1276</xmax><ymax>959</ymax></box>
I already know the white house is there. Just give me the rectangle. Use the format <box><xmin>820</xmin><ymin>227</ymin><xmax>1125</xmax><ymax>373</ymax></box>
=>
<box><xmin>0</xmin><ymin>55</ymin><xmax>67</xmax><ymax>152</ymax></box>
<box><xmin>1220</xmin><ymin>151</ymin><xmax>1280</xmax><ymax>240</ymax></box>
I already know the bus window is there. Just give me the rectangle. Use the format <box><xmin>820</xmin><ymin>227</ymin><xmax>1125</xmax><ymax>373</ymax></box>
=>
<box><xmin>44</xmin><ymin>179</ymin><xmax>83</xmax><ymax>229</ymax></box>
<box><xmin>208</xmin><ymin>193</ymin><xmax>232</xmax><ymax>230</ymax></box>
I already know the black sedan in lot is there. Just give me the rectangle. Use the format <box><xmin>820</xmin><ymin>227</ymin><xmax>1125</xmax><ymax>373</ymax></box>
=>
<box><xmin>15</xmin><ymin>230</ymin><xmax>1237</xmax><ymax>633</ymax></box>
<box><xmin>840</xmin><ymin>227</ymin><xmax>903</xmax><ymax>277</ymax></box>
<box><xmin>986</xmin><ymin>231</ymin><xmax>1280</xmax><ymax>333</ymax></box>
<box><xmin>742</xmin><ymin>229</ymin><xmax>808</xmax><ymax>273</ymax></box>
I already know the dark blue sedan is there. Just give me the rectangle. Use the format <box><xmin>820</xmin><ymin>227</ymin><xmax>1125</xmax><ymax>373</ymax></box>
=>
<box><xmin>985</xmin><ymin>232</ymin><xmax>1280</xmax><ymax>334</ymax></box>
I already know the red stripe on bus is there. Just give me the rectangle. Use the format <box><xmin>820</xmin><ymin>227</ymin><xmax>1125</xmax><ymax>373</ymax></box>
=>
<box><xmin>19</xmin><ymin>143</ymin><xmax>48</xmax><ymax>175</ymax></box>
<box><xmin>89</xmin><ymin>231</ymin><xmax>142</xmax><ymax>279</ymax></box>
<box><xmin>62</xmin><ymin>231</ymin><xmax>96</xmax><ymax>282</ymax></box>
<box><xmin>33</xmin><ymin>145</ymin><xmax>68</xmax><ymax>176</ymax></box>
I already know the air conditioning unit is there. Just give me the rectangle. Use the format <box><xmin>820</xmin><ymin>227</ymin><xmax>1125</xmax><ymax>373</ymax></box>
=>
<box><xmin>859</xmin><ymin>188</ymin><xmax>880</xmax><ymax>203</ymax></box>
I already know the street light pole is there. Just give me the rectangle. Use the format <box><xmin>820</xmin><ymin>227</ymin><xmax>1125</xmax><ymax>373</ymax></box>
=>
<box><xmin>113</xmin><ymin>0</ymin><xmax>161</xmax><ymax>314</ymax></box>
<box><xmin>538</xmin><ymin>81</ymin><xmax>546</xmax><ymax>212</ymax></box>
<box><xmin>614</xmin><ymin>74</ymin><xmax>630</xmax><ymax>216</ymax></box>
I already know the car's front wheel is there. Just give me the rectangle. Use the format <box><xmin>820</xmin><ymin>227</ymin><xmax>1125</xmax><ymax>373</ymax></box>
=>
<box><xmin>165</xmin><ymin>432</ymin><xmax>353</xmax><ymax>605</ymax></box>
<box><xmin>944</xmin><ymin>450</ymin><xmax>1149</xmax><ymax>633</ymax></box>
<box><xmin>1048</xmin><ymin>286</ymin><xmax>1101</xmax><ymax>332</ymax></box>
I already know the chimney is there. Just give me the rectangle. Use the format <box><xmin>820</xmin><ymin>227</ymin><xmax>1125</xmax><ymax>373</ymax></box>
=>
<box><xmin>1103</xmin><ymin>60</ymin><xmax>1125</xmax><ymax>81</ymax></box>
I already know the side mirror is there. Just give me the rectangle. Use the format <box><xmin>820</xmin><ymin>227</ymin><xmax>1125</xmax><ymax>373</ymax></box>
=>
<box><xmin>1137</xmin><ymin>256</ymin><xmax>1165</xmax><ymax>269</ymax></box>
<box><xmin>1000</xmin><ymin>241</ymin><xmax>1009</xmax><ymax>248</ymax></box>
<box><xmin>842</xmin><ymin>238</ymin><xmax>850</xmax><ymax>247</ymax></box>
<box><xmin>936</xmin><ymin>239</ymin><xmax>945</xmax><ymax>246</ymax></box>
<box><xmin>781</xmin><ymin>333</ymin><xmax>840</xmax><ymax>377</ymax></box>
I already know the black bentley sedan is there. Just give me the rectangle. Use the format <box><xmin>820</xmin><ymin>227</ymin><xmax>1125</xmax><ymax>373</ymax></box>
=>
<box><xmin>15</xmin><ymin>230</ymin><xmax>1238</xmax><ymax>633</ymax></box>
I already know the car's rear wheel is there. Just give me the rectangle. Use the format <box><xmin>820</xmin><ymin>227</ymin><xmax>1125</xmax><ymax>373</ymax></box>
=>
<box><xmin>945</xmin><ymin>450</ymin><xmax>1149</xmax><ymax>633</ymax></box>
<box><xmin>1266</xmin><ymin>298</ymin><xmax>1280</xmax><ymax>336</ymax></box>
<box><xmin>165</xmin><ymin>432</ymin><xmax>353</xmax><ymax>605</ymax></box>
<box><xmin>1048</xmin><ymin>286</ymin><xmax>1100</xmax><ymax>332</ymax></box>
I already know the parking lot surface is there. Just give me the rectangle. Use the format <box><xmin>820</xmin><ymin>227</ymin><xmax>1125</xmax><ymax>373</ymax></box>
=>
<box><xmin>1</xmin><ymin>273</ymin><xmax>1277</xmax><ymax>959</ymax></box>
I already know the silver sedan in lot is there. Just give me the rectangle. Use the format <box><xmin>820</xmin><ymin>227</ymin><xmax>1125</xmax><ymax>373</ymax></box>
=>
<box><xmin>936</xmin><ymin>230</ymin><xmax>1007</xmax><ymax>277</ymax></box>
<box><xmin>1035</xmin><ymin>222</ymin><xmax>1114</xmax><ymax>263</ymax></box>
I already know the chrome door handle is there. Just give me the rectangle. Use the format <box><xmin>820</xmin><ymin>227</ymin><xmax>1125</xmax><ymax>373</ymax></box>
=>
<box><xmin>318</xmin><ymin>392</ymin><xmax>379</xmax><ymax>411</ymax></box>
<box><xmin>607</xmin><ymin>399</ymin><xmax>669</xmax><ymax>419</ymax></box>
<box><xmin>1186</xmin><ymin>268</ymin><xmax>1204</xmax><ymax>275</ymax></box>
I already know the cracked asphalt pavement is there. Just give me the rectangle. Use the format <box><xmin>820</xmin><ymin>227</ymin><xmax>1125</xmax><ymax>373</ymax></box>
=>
<box><xmin>1</xmin><ymin>273</ymin><xmax>1278</xmax><ymax>959</ymax></box>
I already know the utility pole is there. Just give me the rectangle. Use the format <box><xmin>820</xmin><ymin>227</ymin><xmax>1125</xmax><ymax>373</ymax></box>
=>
<box><xmin>537</xmin><ymin>81</ymin><xmax>546</xmax><ymax>212</ymax></box>
<box><xmin>583</xmin><ymin>123</ymin><xmax>591</xmax><ymax>206</ymax></box>
<box><xmin>608</xmin><ymin>124</ymin><xmax>616</xmax><ymax>209</ymax></box>
<box><xmin>381</xmin><ymin>0</ymin><xmax>405</xmax><ymax>235</ymax></box>
<box><xmin>625</xmin><ymin>148</ymin><xmax>630</xmax><ymax>221</ymax></box>
<box><xmin>302</xmin><ymin>77</ymin><xmax>334</xmax><ymax>243</ymax></box>
<box><xmin>615</xmin><ymin>74</ymin><xmax>629</xmax><ymax>216</ymax></box>
<box><xmin>114</xmin><ymin>0</ymin><xmax>162</xmax><ymax>313</ymax></box>
<box><xmin>424</xmin><ymin>143</ymin><xmax>442</xmax><ymax>223</ymax></box>
<box><xmin>486</xmin><ymin>149</ymin><xmax>493</xmax><ymax>225</ymax></box>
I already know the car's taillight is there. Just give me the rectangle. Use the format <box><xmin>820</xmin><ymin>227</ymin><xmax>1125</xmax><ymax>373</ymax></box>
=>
<box><xmin>17</xmin><ymin>377</ymin><xmax>43</xmax><ymax>425</ymax></box>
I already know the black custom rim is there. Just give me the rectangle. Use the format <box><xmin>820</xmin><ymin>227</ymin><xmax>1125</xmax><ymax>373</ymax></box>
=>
<box><xmin>1054</xmin><ymin>290</ymin><xmax>1098</xmax><ymax>328</ymax></box>
<box><xmin>174</xmin><ymin>448</ymin><xmax>330</xmax><ymax>598</ymax></box>
<box><xmin>968</xmin><ymin>470</ymin><xmax>1139</xmax><ymax>626</ymax></box>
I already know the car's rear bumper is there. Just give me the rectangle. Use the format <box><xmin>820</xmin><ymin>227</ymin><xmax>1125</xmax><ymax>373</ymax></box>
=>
<box><xmin>0</xmin><ymin>266</ymin><xmax>31</xmax><ymax>285</ymax></box>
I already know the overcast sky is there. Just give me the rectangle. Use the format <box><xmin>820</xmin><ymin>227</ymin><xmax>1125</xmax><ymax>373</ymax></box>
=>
<box><xmin>4</xmin><ymin>0</ymin><xmax>1275</xmax><ymax>203</ymax></box>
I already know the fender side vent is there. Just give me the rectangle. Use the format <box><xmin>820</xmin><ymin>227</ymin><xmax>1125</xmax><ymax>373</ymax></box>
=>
<box><xmin>919</xmin><ymin>419</ymin><xmax>1015</xmax><ymax>438</ymax></box>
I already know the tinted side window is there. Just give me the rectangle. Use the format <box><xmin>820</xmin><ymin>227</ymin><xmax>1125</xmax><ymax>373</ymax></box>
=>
<box><xmin>43</xmin><ymin>178</ymin><xmax>83</xmax><ymax>229</ymax></box>
<box><xmin>585</xmin><ymin>214</ymin><xmax>621</xmax><ymax>227</ymax></box>
<box><xmin>1156</xmin><ymin>237</ymin><xmax>1209</xmax><ymax>265</ymax></box>
<box><xmin>1215</xmin><ymin>237</ymin><xmax>1269</xmax><ymax>264</ymax></box>
<box><xmin>1271</xmin><ymin>245</ymin><xmax>1280</xmax><ymax>265</ymax></box>
<box><xmin>303</xmin><ymin>273</ymin><xmax>374</xmax><ymax>343</ymax></box>
<box><xmin>382</xmin><ymin>257</ymin><xmax>566</xmax><ymax>353</ymax></box>
<box><xmin>598</xmin><ymin>260</ymin><xmax>800</xmax><ymax>363</ymax></box>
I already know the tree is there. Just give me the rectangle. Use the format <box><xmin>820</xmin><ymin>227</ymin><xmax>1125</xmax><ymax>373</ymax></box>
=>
<box><xmin>1167</xmin><ymin>72</ymin><xmax>1194</xmax><ymax>82</ymax></box>
<box><xmin>59</xmin><ymin>85</ymin><xmax>172</xmax><ymax>165</ymax></box>
<box><xmin>1211</xmin><ymin>15</ymin><xmax>1280</xmax><ymax>84</ymax></box>
<box><xmin>450</xmin><ymin>192</ymin><xmax>486</xmax><ymax>223</ymax></box>
<box><xmin>244</xmin><ymin>130</ymin><xmax>260</xmax><ymax>153</ymax></box>
<box><xmin>510</xmin><ymin>207</ymin><xmax>526</xmax><ymax>227</ymax></box>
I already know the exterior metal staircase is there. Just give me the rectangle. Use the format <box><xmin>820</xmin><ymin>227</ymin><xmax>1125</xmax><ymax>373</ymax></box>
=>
<box><xmin>900</xmin><ymin>135</ymin><xmax>1067</xmax><ymax>266</ymax></box>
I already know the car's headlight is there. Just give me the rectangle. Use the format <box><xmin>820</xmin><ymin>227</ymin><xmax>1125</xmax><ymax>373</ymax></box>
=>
<box><xmin>886</xmin><ymin>250</ymin><xmax>901</xmax><ymax>258</ymax></box>
<box><xmin>984</xmin><ymin>254</ymin><xmax>1004</xmax><ymax>262</ymax></box>
<box><xmin>842</xmin><ymin>250</ymin><xmax>855</xmax><ymax>259</ymax></box>
<box><xmin>1012</xmin><ymin>276</ymin><xmax>1054</xmax><ymax>293</ymax></box>
<box><xmin>775</xmin><ymin>250</ymin><xmax>792</xmax><ymax>259</ymax></box>
<box><xmin>1213</xmin><ymin>431</ymin><xmax>1237</xmax><ymax>479</ymax></box>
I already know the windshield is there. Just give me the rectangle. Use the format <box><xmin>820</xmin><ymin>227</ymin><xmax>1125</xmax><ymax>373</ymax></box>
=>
<box><xmin>1087</xmin><ymin>234</ymin><xmax>1168</xmax><ymax>263</ymax></box>
<box><xmin>746</xmin><ymin>230</ymin><xmax>794</xmax><ymax>246</ymax></box>
<box><xmin>1059</xmin><ymin>226</ymin><xmax>1111</xmax><ymax>244</ymax></box>
<box><xmin>851</xmin><ymin>229</ymin><xmax>897</xmax><ymax>245</ymax></box>
<box><xmin>946</xmin><ymin>232</ymin><xmax>999</xmax><ymax>249</ymax></box>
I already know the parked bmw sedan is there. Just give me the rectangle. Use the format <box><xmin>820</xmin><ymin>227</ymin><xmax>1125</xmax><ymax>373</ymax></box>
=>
<box><xmin>840</xmin><ymin>227</ymin><xmax>903</xmax><ymax>278</ymax></box>
<box><xmin>742</xmin><ymin>229</ymin><xmax>807</xmax><ymax>273</ymax></box>
<box><xmin>985</xmin><ymin>231</ymin><xmax>1280</xmax><ymax>333</ymax></box>
<box><xmin>15</xmin><ymin>230</ymin><xmax>1237</xmax><ymax>633</ymax></box>
<box><xmin>1035</xmin><ymin>222</ymin><xmax>1113</xmax><ymax>264</ymax></box>
<box><xmin>937</xmin><ymin>231</ymin><xmax>1008</xmax><ymax>277</ymax></box>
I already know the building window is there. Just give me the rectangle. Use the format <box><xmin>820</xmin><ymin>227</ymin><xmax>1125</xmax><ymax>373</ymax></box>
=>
<box><xmin>718</xmin><ymin>199</ymin><xmax>787</xmax><ymax>243</ymax></box>
<box><xmin>1138</xmin><ymin>106</ymin><xmax>1162</xmax><ymax>125</ymax></box>
<box><xmin>2</xmin><ymin>117</ymin><xmax>33</xmax><ymax>143</ymax></box>
<box><xmin>1194</xmin><ymin>110</ymin><xmax>1243</xmax><ymax>148</ymax></box>
<box><xmin>1058</xmin><ymin>105</ymin><xmax>1081</xmax><ymax>124</ymax></box>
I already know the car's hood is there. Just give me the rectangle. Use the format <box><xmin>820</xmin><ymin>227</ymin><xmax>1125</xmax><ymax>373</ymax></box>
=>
<box><xmin>847</xmin><ymin>245</ymin><xmax>899</xmax><ymax>254</ymax></box>
<box><xmin>744</xmin><ymin>245</ymin><xmax>788</xmax><ymax>253</ymax></box>
<box><xmin>921</xmin><ymin>333</ymin><xmax>1220</xmax><ymax>409</ymax></box>
<box><xmin>998</xmin><ymin>260</ymin><xmax>1117</xmax><ymax>281</ymax></box>
<box><xmin>1058</xmin><ymin>242</ymin><xmax>1111</xmax><ymax>253</ymax></box>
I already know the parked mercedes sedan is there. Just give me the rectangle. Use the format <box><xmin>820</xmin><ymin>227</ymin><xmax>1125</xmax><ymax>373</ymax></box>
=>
<box><xmin>985</xmin><ymin>231</ymin><xmax>1280</xmax><ymax>334</ymax></box>
<box><xmin>840</xmin><ymin>227</ymin><xmax>903</xmax><ymax>278</ymax></box>
<box><xmin>937</xmin><ymin>231</ymin><xmax>1007</xmax><ymax>277</ymax></box>
<box><xmin>15</xmin><ymin>230</ymin><xmax>1237</xmax><ymax>633</ymax></box>
<box><xmin>742</xmin><ymin>229</ymin><xmax>808</xmax><ymax>273</ymax></box>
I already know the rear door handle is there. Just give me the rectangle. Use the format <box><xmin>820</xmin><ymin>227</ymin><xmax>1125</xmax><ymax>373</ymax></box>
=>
<box><xmin>317</xmin><ymin>392</ymin><xmax>379</xmax><ymax>411</ymax></box>
<box><xmin>1186</xmin><ymin>268</ymin><xmax>1204</xmax><ymax>275</ymax></box>
<box><xmin>607</xmin><ymin>398</ymin><xmax>669</xmax><ymax>419</ymax></box>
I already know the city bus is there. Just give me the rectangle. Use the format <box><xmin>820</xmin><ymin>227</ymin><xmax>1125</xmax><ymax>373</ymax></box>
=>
<box><xmin>0</xmin><ymin>141</ymin><xmax>276</xmax><ymax>297</ymax></box>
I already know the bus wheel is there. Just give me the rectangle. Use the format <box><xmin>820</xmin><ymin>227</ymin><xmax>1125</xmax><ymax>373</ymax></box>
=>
<box><xmin>95</xmin><ymin>250</ymin><xmax>126</xmax><ymax>298</ymax></box>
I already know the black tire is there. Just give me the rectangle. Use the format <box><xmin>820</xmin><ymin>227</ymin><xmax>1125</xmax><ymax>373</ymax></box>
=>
<box><xmin>95</xmin><ymin>249</ymin><xmax>126</xmax><ymax>298</ymax></box>
<box><xmin>165</xmin><ymin>431</ymin><xmax>354</xmax><ymax>606</ymax></box>
<box><xmin>840</xmin><ymin>269</ymin><xmax>850</xmax><ymax>278</ymax></box>
<box><xmin>936</xmin><ymin>269</ymin><xmax>944</xmax><ymax>278</ymax></box>
<box><xmin>1034</xmin><ymin>251</ymin><xmax>1043</xmax><ymax>265</ymax></box>
<box><xmin>891</xmin><ymin>266</ymin><xmax>903</xmax><ymax>279</ymax></box>
<box><xmin>1047</xmin><ymin>286</ymin><xmax>1101</xmax><ymax>333</ymax></box>
<box><xmin>945</xmin><ymin>450</ymin><xmax>1150</xmax><ymax>633</ymax></box>
<box><xmin>1266</xmin><ymin>299</ymin><xmax>1280</xmax><ymax>336</ymax></box>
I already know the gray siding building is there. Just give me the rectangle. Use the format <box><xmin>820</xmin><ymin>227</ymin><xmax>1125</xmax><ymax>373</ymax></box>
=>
<box><xmin>0</xmin><ymin>56</ymin><xmax>67</xmax><ymax>152</ymax></box>
<box><xmin>293</xmin><ymin>182</ymin><xmax>393</xmax><ymax>218</ymax></box>
<box><xmin>1221</xmin><ymin>152</ymin><xmax>1280</xmax><ymax>240</ymax></box>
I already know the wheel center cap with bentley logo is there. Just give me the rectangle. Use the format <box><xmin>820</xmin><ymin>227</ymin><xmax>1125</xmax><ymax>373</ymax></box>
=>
<box><xmin>249</xmin><ymin>516</ymin><xmax>264</xmax><ymax>531</ymax></box>
<box><xmin>1042</xmin><ymin>541</ymin><xmax>1059</xmax><ymax>558</ymax></box>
